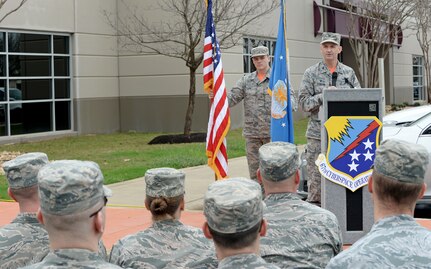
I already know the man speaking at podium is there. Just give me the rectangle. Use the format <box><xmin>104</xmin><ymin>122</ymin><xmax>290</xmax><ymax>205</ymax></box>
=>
<box><xmin>299</xmin><ymin>32</ymin><xmax>361</xmax><ymax>206</ymax></box>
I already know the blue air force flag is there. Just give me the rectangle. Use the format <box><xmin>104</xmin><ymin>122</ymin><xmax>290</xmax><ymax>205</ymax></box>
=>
<box><xmin>268</xmin><ymin>0</ymin><xmax>294</xmax><ymax>143</ymax></box>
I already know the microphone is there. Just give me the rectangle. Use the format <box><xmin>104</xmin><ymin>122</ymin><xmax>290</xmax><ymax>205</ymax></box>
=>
<box><xmin>331</xmin><ymin>72</ymin><xmax>338</xmax><ymax>87</ymax></box>
<box><xmin>344</xmin><ymin>78</ymin><xmax>354</xmax><ymax>88</ymax></box>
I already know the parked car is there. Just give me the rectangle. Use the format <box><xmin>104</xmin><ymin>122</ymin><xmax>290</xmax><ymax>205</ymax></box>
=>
<box><xmin>383</xmin><ymin>105</ymin><xmax>431</xmax><ymax>218</ymax></box>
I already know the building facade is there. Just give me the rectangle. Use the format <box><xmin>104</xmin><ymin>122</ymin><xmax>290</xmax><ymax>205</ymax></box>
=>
<box><xmin>0</xmin><ymin>0</ymin><xmax>427</xmax><ymax>143</ymax></box>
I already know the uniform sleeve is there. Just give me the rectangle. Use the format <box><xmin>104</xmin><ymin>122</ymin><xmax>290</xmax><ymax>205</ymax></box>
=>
<box><xmin>227</xmin><ymin>75</ymin><xmax>246</xmax><ymax>107</ymax></box>
<box><xmin>351</xmin><ymin>71</ymin><xmax>361</xmax><ymax>89</ymax></box>
<box><xmin>289</xmin><ymin>80</ymin><xmax>298</xmax><ymax>112</ymax></box>
<box><xmin>299</xmin><ymin>69</ymin><xmax>322</xmax><ymax>113</ymax></box>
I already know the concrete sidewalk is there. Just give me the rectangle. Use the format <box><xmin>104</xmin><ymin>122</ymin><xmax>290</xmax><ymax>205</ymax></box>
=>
<box><xmin>108</xmin><ymin>145</ymin><xmax>305</xmax><ymax>210</ymax></box>
<box><xmin>107</xmin><ymin>156</ymin><xmax>250</xmax><ymax>211</ymax></box>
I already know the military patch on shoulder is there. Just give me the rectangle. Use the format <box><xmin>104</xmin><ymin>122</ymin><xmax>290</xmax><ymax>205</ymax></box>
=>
<box><xmin>315</xmin><ymin>116</ymin><xmax>382</xmax><ymax>191</ymax></box>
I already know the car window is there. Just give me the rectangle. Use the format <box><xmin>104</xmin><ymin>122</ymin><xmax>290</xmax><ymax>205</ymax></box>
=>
<box><xmin>422</xmin><ymin>125</ymin><xmax>431</xmax><ymax>135</ymax></box>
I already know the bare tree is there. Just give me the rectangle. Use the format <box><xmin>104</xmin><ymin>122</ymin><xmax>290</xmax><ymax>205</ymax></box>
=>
<box><xmin>344</xmin><ymin>0</ymin><xmax>414</xmax><ymax>88</ymax></box>
<box><xmin>0</xmin><ymin>0</ymin><xmax>27</xmax><ymax>24</ymax></box>
<box><xmin>412</xmin><ymin>0</ymin><xmax>431</xmax><ymax>103</ymax></box>
<box><xmin>105</xmin><ymin>0</ymin><xmax>277</xmax><ymax>135</ymax></box>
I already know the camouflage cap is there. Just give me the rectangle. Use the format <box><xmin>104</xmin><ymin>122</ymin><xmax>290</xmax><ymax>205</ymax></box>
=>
<box><xmin>373</xmin><ymin>139</ymin><xmax>429</xmax><ymax>184</ymax></box>
<box><xmin>204</xmin><ymin>177</ymin><xmax>263</xmax><ymax>234</ymax></box>
<box><xmin>3</xmin><ymin>152</ymin><xmax>49</xmax><ymax>189</ymax></box>
<box><xmin>251</xmin><ymin>46</ymin><xmax>269</xmax><ymax>57</ymax></box>
<box><xmin>259</xmin><ymin>142</ymin><xmax>301</xmax><ymax>181</ymax></box>
<box><xmin>38</xmin><ymin>160</ymin><xmax>112</xmax><ymax>215</ymax></box>
<box><xmin>145</xmin><ymin>167</ymin><xmax>185</xmax><ymax>198</ymax></box>
<box><xmin>320</xmin><ymin>32</ymin><xmax>341</xmax><ymax>45</ymax></box>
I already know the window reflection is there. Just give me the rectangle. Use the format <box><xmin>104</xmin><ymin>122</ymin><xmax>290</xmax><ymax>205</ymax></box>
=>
<box><xmin>10</xmin><ymin>79</ymin><xmax>51</xmax><ymax>100</ymax></box>
<box><xmin>11</xmin><ymin>102</ymin><xmax>52</xmax><ymax>135</ymax></box>
<box><xmin>55</xmin><ymin>101</ymin><xmax>70</xmax><ymax>130</ymax></box>
<box><xmin>9</xmin><ymin>55</ymin><xmax>51</xmax><ymax>77</ymax></box>
<box><xmin>8</xmin><ymin>33</ymin><xmax>50</xmax><ymax>53</ymax></box>
<box><xmin>0</xmin><ymin>31</ymin><xmax>70</xmax><ymax>136</ymax></box>
<box><xmin>55</xmin><ymin>79</ymin><xmax>70</xmax><ymax>98</ymax></box>
<box><xmin>54</xmin><ymin>36</ymin><xmax>69</xmax><ymax>54</ymax></box>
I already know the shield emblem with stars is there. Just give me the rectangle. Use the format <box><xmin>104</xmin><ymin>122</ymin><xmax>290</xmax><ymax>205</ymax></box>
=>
<box><xmin>315</xmin><ymin>116</ymin><xmax>382</xmax><ymax>192</ymax></box>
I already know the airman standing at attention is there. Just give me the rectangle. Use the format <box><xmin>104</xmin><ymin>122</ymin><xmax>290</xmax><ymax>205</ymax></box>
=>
<box><xmin>326</xmin><ymin>139</ymin><xmax>431</xmax><ymax>268</ymax></box>
<box><xmin>258</xmin><ymin>142</ymin><xmax>342</xmax><ymax>268</ymax></box>
<box><xmin>110</xmin><ymin>167</ymin><xmax>213</xmax><ymax>268</ymax></box>
<box><xmin>22</xmin><ymin>160</ymin><xmax>121</xmax><ymax>269</ymax></box>
<box><xmin>203</xmin><ymin>177</ymin><xmax>280</xmax><ymax>269</ymax></box>
<box><xmin>0</xmin><ymin>153</ymin><xmax>50</xmax><ymax>269</ymax></box>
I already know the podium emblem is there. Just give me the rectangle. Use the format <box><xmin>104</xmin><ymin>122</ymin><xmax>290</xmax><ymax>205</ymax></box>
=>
<box><xmin>316</xmin><ymin>116</ymin><xmax>382</xmax><ymax>191</ymax></box>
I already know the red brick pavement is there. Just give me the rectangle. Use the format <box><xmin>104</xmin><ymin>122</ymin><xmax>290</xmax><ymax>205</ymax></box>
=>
<box><xmin>1</xmin><ymin>201</ymin><xmax>430</xmax><ymax>250</ymax></box>
<box><xmin>0</xmin><ymin>201</ymin><xmax>205</xmax><ymax>250</ymax></box>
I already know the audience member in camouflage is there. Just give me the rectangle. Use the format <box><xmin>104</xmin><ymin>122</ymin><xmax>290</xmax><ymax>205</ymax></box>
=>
<box><xmin>326</xmin><ymin>139</ymin><xmax>431</xmax><ymax>269</ymax></box>
<box><xmin>203</xmin><ymin>177</ymin><xmax>280</xmax><ymax>269</ymax></box>
<box><xmin>257</xmin><ymin>142</ymin><xmax>342</xmax><ymax>268</ymax></box>
<box><xmin>0</xmin><ymin>153</ymin><xmax>50</xmax><ymax>269</ymax></box>
<box><xmin>109</xmin><ymin>167</ymin><xmax>213</xmax><ymax>268</ymax></box>
<box><xmin>299</xmin><ymin>32</ymin><xmax>361</xmax><ymax>205</ymax></box>
<box><xmin>226</xmin><ymin>46</ymin><xmax>297</xmax><ymax>182</ymax></box>
<box><xmin>22</xmin><ymin>160</ymin><xmax>121</xmax><ymax>269</ymax></box>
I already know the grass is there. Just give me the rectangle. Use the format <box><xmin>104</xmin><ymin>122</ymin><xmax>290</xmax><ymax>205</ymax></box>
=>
<box><xmin>0</xmin><ymin>118</ymin><xmax>308</xmax><ymax>199</ymax></box>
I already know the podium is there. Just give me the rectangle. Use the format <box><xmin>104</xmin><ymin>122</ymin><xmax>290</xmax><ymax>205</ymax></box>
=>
<box><xmin>320</xmin><ymin>89</ymin><xmax>384</xmax><ymax>244</ymax></box>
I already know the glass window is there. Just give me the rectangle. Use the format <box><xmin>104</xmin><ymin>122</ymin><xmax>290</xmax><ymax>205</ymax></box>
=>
<box><xmin>0</xmin><ymin>31</ymin><xmax>71</xmax><ymax>137</ymax></box>
<box><xmin>0</xmin><ymin>80</ymin><xmax>6</xmax><ymax>101</ymax></box>
<box><xmin>10</xmin><ymin>79</ymin><xmax>51</xmax><ymax>100</ymax></box>
<box><xmin>243</xmin><ymin>37</ymin><xmax>276</xmax><ymax>73</ymax></box>
<box><xmin>0</xmin><ymin>32</ymin><xmax>5</xmax><ymax>52</ymax></box>
<box><xmin>0</xmin><ymin>104</ymin><xmax>8</xmax><ymax>136</ymax></box>
<box><xmin>412</xmin><ymin>56</ymin><xmax>425</xmax><ymax>101</ymax></box>
<box><xmin>8</xmin><ymin>33</ymin><xmax>50</xmax><ymax>53</ymax></box>
<box><xmin>0</xmin><ymin>55</ymin><xmax>6</xmax><ymax>77</ymax></box>
<box><xmin>54</xmin><ymin>57</ymin><xmax>69</xmax><ymax>76</ymax></box>
<box><xmin>54</xmin><ymin>36</ymin><xmax>69</xmax><ymax>54</ymax></box>
<box><xmin>8</xmin><ymin>55</ymin><xmax>51</xmax><ymax>77</ymax></box>
<box><xmin>55</xmin><ymin>101</ymin><xmax>71</xmax><ymax>130</ymax></box>
<box><xmin>11</xmin><ymin>102</ymin><xmax>52</xmax><ymax>135</ymax></box>
<box><xmin>55</xmin><ymin>79</ymin><xmax>70</xmax><ymax>98</ymax></box>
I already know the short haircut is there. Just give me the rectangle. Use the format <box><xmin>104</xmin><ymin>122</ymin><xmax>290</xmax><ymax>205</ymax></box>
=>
<box><xmin>43</xmin><ymin>200</ymin><xmax>104</xmax><ymax>232</ymax></box>
<box><xmin>208</xmin><ymin>220</ymin><xmax>261</xmax><ymax>250</ymax></box>
<box><xmin>146</xmin><ymin>194</ymin><xmax>183</xmax><ymax>220</ymax></box>
<box><xmin>10</xmin><ymin>185</ymin><xmax>38</xmax><ymax>200</ymax></box>
<box><xmin>372</xmin><ymin>172</ymin><xmax>422</xmax><ymax>207</ymax></box>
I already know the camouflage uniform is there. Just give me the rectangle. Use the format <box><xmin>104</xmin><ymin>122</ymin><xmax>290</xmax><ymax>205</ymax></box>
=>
<box><xmin>24</xmin><ymin>160</ymin><xmax>119</xmax><ymax>269</ymax></box>
<box><xmin>110</xmin><ymin>167</ymin><xmax>213</xmax><ymax>268</ymax></box>
<box><xmin>204</xmin><ymin>178</ymin><xmax>279</xmax><ymax>269</ymax></box>
<box><xmin>327</xmin><ymin>139</ymin><xmax>431</xmax><ymax>268</ymax></box>
<box><xmin>21</xmin><ymin>249</ymin><xmax>121</xmax><ymax>269</ymax></box>
<box><xmin>218</xmin><ymin>253</ymin><xmax>279</xmax><ymax>269</ymax></box>
<box><xmin>261</xmin><ymin>193</ymin><xmax>342</xmax><ymax>268</ymax></box>
<box><xmin>109</xmin><ymin>220</ymin><xmax>213</xmax><ymax>268</ymax></box>
<box><xmin>0</xmin><ymin>153</ymin><xmax>49</xmax><ymax>269</ymax></box>
<box><xmin>0</xmin><ymin>213</ymin><xmax>49</xmax><ymax>269</ymax></box>
<box><xmin>227</xmin><ymin>46</ymin><xmax>297</xmax><ymax>181</ymax></box>
<box><xmin>326</xmin><ymin>215</ymin><xmax>431</xmax><ymax>269</ymax></box>
<box><xmin>258</xmin><ymin>142</ymin><xmax>342</xmax><ymax>268</ymax></box>
<box><xmin>163</xmin><ymin>248</ymin><xmax>218</xmax><ymax>269</ymax></box>
<box><xmin>299</xmin><ymin>32</ymin><xmax>360</xmax><ymax>204</ymax></box>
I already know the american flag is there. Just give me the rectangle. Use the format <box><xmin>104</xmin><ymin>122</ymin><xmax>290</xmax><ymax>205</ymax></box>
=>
<box><xmin>204</xmin><ymin>0</ymin><xmax>230</xmax><ymax>179</ymax></box>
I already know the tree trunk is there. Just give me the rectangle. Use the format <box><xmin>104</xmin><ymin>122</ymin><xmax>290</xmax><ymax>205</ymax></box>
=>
<box><xmin>183</xmin><ymin>67</ymin><xmax>196</xmax><ymax>135</ymax></box>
